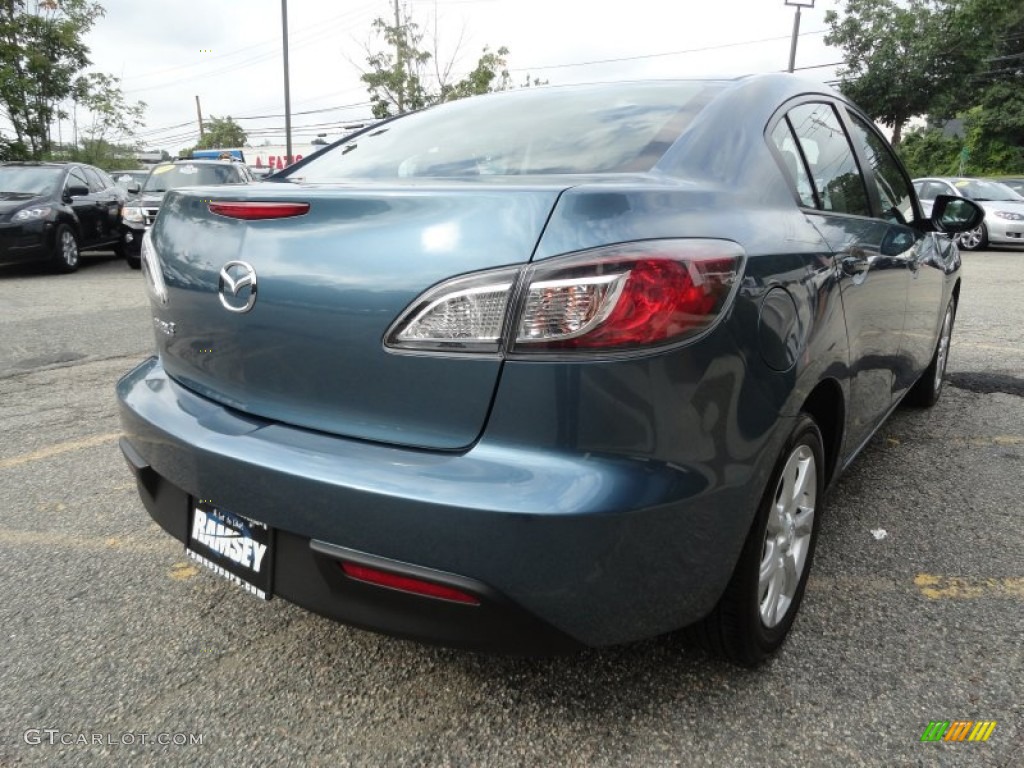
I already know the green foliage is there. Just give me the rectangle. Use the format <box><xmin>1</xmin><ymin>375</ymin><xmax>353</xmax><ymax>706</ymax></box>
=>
<box><xmin>362</xmin><ymin>8</ymin><xmax>432</xmax><ymax>119</ymax></box>
<box><xmin>0</xmin><ymin>0</ymin><xmax>146</xmax><ymax>159</ymax></box>
<box><xmin>824</xmin><ymin>0</ymin><xmax>1006</xmax><ymax>146</ymax></box>
<box><xmin>47</xmin><ymin>138</ymin><xmax>140</xmax><ymax>171</ymax></box>
<box><xmin>178</xmin><ymin>116</ymin><xmax>248</xmax><ymax>159</ymax></box>
<box><xmin>897</xmin><ymin>128</ymin><xmax>961</xmax><ymax>178</ymax></box>
<box><xmin>75</xmin><ymin>72</ymin><xmax>146</xmax><ymax>146</ymax></box>
<box><xmin>439</xmin><ymin>46</ymin><xmax>512</xmax><ymax>102</ymax></box>
<box><xmin>962</xmin><ymin>105</ymin><xmax>1024</xmax><ymax>175</ymax></box>
<box><xmin>827</xmin><ymin>0</ymin><xmax>1024</xmax><ymax>175</ymax></box>
<box><xmin>196</xmin><ymin>115</ymin><xmax>247</xmax><ymax>149</ymax></box>
<box><xmin>360</xmin><ymin>5</ymin><xmax>518</xmax><ymax>118</ymax></box>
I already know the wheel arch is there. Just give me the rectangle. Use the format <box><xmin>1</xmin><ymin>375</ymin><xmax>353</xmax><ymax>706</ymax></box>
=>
<box><xmin>55</xmin><ymin>213</ymin><xmax>82</xmax><ymax>242</ymax></box>
<box><xmin>800</xmin><ymin>378</ymin><xmax>845</xmax><ymax>487</ymax></box>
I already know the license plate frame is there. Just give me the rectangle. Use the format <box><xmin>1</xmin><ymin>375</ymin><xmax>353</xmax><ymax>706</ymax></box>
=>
<box><xmin>186</xmin><ymin>500</ymin><xmax>273</xmax><ymax>600</ymax></box>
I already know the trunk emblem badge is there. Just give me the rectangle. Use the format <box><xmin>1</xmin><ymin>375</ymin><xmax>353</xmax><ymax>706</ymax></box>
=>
<box><xmin>218</xmin><ymin>261</ymin><xmax>258</xmax><ymax>313</ymax></box>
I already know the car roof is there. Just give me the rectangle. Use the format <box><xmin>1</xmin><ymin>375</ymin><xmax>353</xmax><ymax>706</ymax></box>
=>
<box><xmin>0</xmin><ymin>161</ymin><xmax>77</xmax><ymax>168</ymax></box>
<box><xmin>166</xmin><ymin>158</ymin><xmax>242</xmax><ymax>165</ymax></box>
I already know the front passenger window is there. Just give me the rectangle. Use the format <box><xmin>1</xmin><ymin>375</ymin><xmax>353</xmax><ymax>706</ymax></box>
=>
<box><xmin>786</xmin><ymin>103</ymin><xmax>871</xmax><ymax>218</ymax></box>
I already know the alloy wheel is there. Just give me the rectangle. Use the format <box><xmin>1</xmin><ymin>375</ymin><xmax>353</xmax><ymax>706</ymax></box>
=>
<box><xmin>759</xmin><ymin>444</ymin><xmax>817</xmax><ymax>628</ymax></box>
<box><xmin>958</xmin><ymin>227</ymin><xmax>983</xmax><ymax>250</ymax></box>
<box><xmin>61</xmin><ymin>229</ymin><xmax>79</xmax><ymax>268</ymax></box>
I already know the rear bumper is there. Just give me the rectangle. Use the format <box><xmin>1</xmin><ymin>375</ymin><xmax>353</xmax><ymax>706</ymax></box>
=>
<box><xmin>117</xmin><ymin>356</ymin><xmax>770</xmax><ymax>650</ymax></box>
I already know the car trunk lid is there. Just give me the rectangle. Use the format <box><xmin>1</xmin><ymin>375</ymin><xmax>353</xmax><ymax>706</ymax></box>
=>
<box><xmin>148</xmin><ymin>182</ymin><xmax>564</xmax><ymax>450</ymax></box>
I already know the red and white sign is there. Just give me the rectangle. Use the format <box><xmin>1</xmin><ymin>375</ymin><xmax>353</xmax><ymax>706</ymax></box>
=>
<box><xmin>246</xmin><ymin>144</ymin><xmax>313</xmax><ymax>170</ymax></box>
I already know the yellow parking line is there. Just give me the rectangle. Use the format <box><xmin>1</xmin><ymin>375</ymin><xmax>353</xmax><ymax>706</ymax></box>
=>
<box><xmin>914</xmin><ymin>573</ymin><xmax>1024</xmax><ymax>600</ymax></box>
<box><xmin>0</xmin><ymin>526</ymin><xmax>169</xmax><ymax>554</ymax></box>
<box><xmin>884</xmin><ymin>436</ymin><xmax>1023</xmax><ymax>447</ymax></box>
<box><xmin>0</xmin><ymin>432</ymin><xmax>121</xmax><ymax>470</ymax></box>
<box><xmin>948</xmin><ymin>436</ymin><xmax>1024</xmax><ymax>447</ymax></box>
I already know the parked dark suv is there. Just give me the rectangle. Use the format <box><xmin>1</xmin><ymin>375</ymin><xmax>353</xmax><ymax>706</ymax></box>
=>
<box><xmin>0</xmin><ymin>161</ymin><xmax>128</xmax><ymax>273</ymax></box>
<box><xmin>121</xmin><ymin>158</ymin><xmax>254</xmax><ymax>268</ymax></box>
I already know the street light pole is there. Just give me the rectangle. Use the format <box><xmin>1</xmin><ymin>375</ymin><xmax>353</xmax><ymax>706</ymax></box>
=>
<box><xmin>784</xmin><ymin>0</ymin><xmax>815</xmax><ymax>73</ymax></box>
<box><xmin>281</xmin><ymin>0</ymin><xmax>293</xmax><ymax>165</ymax></box>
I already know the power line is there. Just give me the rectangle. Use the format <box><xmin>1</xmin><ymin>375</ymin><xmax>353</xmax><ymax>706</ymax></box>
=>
<box><xmin>507</xmin><ymin>29</ymin><xmax>828</xmax><ymax>72</ymax></box>
<box><xmin>118</xmin><ymin>3</ymin><xmax>380</xmax><ymax>87</ymax></box>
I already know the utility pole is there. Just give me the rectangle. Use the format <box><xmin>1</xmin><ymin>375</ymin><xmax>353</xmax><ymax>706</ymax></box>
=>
<box><xmin>281</xmin><ymin>0</ymin><xmax>293</xmax><ymax>165</ymax></box>
<box><xmin>394</xmin><ymin>0</ymin><xmax>404</xmax><ymax>113</ymax></box>
<box><xmin>195</xmin><ymin>95</ymin><xmax>204</xmax><ymax>139</ymax></box>
<box><xmin>784</xmin><ymin>0</ymin><xmax>815</xmax><ymax>73</ymax></box>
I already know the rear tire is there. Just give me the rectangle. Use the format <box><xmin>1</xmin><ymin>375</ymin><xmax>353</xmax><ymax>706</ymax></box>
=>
<box><xmin>904</xmin><ymin>298</ymin><xmax>955</xmax><ymax>408</ymax></box>
<box><xmin>688</xmin><ymin>414</ymin><xmax>824</xmax><ymax>666</ymax></box>
<box><xmin>50</xmin><ymin>224</ymin><xmax>79</xmax><ymax>273</ymax></box>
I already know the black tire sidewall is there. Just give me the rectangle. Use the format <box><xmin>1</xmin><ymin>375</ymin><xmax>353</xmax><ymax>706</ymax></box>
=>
<box><xmin>906</xmin><ymin>297</ymin><xmax>955</xmax><ymax>407</ymax></box>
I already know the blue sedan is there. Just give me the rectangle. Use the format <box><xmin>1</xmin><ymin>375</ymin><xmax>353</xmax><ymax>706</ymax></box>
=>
<box><xmin>117</xmin><ymin>75</ymin><xmax>983</xmax><ymax>665</ymax></box>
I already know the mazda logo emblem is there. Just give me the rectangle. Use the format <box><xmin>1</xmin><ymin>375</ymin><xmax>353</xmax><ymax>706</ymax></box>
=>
<box><xmin>218</xmin><ymin>261</ymin><xmax>258</xmax><ymax>313</ymax></box>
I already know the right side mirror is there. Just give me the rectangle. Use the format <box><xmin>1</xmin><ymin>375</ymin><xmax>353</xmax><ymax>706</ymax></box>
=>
<box><xmin>127</xmin><ymin>181</ymin><xmax>141</xmax><ymax>194</ymax></box>
<box><xmin>930</xmin><ymin>195</ymin><xmax>984</xmax><ymax>234</ymax></box>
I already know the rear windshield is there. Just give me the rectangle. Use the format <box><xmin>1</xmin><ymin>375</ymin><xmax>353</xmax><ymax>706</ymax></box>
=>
<box><xmin>144</xmin><ymin>163</ymin><xmax>239</xmax><ymax>192</ymax></box>
<box><xmin>289</xmin><ymin>82</ymin><xmax>721</xmax><ymax>180</ymax></box>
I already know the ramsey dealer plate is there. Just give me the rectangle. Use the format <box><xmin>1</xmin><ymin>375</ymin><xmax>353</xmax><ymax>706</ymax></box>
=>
<box><xmin>186</xmin><ymin>501</ymin><xmax>273</xmax><ymax>600</ymax></box>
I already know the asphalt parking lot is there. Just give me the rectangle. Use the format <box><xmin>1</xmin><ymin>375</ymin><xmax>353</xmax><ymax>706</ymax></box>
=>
<box><xmin>1</xmin><ymin>250</ymin><xmax>1021</xmax><ymax>767</ymax></box>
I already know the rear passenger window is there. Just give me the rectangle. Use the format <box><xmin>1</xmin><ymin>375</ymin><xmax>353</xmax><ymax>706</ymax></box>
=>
<box><xmin>847</xmin><ymin>113</ymin><xmax>916</xmax><ymax>225</ymax></box>
<box><xmin>786</xmin><ymin>103</ymin><xmax>871</xmax><ymax>217</ymax></box>
<box><xmin>82</xmin><ymin>167</ymin><xmax>107</xmax><ymax>193</ymax></box>
<box><xmin>771</xmin><ymin>119</ymin><xmax>816</xmax><ymax>208</ymax></box>
<box><xmin>67</xmin><ymin>167</ymin><xmax>90</xmax><ymax>192</ymax></box>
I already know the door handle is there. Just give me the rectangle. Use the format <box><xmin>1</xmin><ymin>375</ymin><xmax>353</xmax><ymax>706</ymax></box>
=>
<box><xmin>841</xmin><ymin>253</ymin><xmax>872</xmax><ymax>277</ymax></box>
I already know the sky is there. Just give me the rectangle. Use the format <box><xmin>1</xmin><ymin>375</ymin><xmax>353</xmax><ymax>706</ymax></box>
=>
<box><xmin>72</xmin><ymin>0</ymin><xmax>845</xmax><ymax>154</ymax></box>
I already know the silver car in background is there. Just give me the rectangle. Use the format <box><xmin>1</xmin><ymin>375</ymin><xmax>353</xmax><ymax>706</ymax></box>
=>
<box><xmin>913</xmin><ymin>177</ymin><xmax>1024</xmax><ymax>250</ymax></box>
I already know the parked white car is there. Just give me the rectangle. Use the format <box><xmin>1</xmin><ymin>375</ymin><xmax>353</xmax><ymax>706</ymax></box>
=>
<box><xmin>913</xmin><ymin>177</ymin><xmax>1024</xmax><ymax>250</ymax></box>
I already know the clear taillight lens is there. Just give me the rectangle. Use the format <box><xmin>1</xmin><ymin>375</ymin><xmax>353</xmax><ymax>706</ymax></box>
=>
<box><xmin>386</xmin><ymin>267</ymin><xmax>520</xmax><ymax>352</ymax></box>
<box><xmin>141</xmin><ymin>230</ymin><xmax>168</xmax><ymax>307</ymax></box>
<box><xmin>384</xmin><ymin>240</ymin><xmax>743</xmax><ymax>355</ymax></box>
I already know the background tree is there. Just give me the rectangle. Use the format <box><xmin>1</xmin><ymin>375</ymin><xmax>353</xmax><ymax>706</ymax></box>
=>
<box><xmin>827</xmin><ymin>0</ymin><xmax>1024</xmax><ymax>175</ymax></box>
<box><xmin>439</xmin><ymin>46</ymin><xmax>512</xmax><ymax>102</ymax></box>
<box><xmin>63</xmin><ymin>71</ymin><xmax>145</xmax><ymax>167</ymax></box>
<box><xmin>361</xmin><ymin>6</ymin><xmax>431</xmax><ymax>118</ymax></box>
<box><xmin>359</xmin><ymin>3</ymin><xmax>520</xmax><ymax>119</ymax></box>
<box><xmin>177</xmin><ymin>116</ymin><xmax>247</xmax><ymax>160</ymax></box>
<box><xmin>0</xmin><ymin>0</ymin><xmax>146</xmax><ymax>160</ymax></box>
<box><xmin>196</xmin><ymin>115</ymin><xmax>247</xmax><ymax>148</ymax></box>
<box><xmin>824</xmin><ymin>0</ymin><xmax>1006</xmax><ymax>147</ymax></box>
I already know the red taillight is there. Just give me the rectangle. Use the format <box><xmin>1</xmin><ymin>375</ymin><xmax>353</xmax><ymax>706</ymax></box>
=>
<box><xmin>209</xmin><ymin>201</ymin><xmax>310</xmax><ymax>220</ymax></box>
<box><xmin>518</xmin><ymin>254</ymin><xmax>740</xmax><ymax>350</ymax></box>
<box><xmin>340</xmin><ymin>562</ymin><xmax>481</xmax><ymax>605</ymax></box>
<box><xmin>385</xmin><ymin>239</ymin><xmax>743</xmax><ymax>355</ymax></box>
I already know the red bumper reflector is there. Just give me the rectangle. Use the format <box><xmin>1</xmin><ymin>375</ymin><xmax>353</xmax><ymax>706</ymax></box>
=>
<box><xmin>340</xmin><ymin>562</ymin><xmax>480</xmax><ymax>605</ymax></box>
<box><xmin>208</xmin><ymin>201</ymin><xmax>310</xmax><ymax>220</ymax></box>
